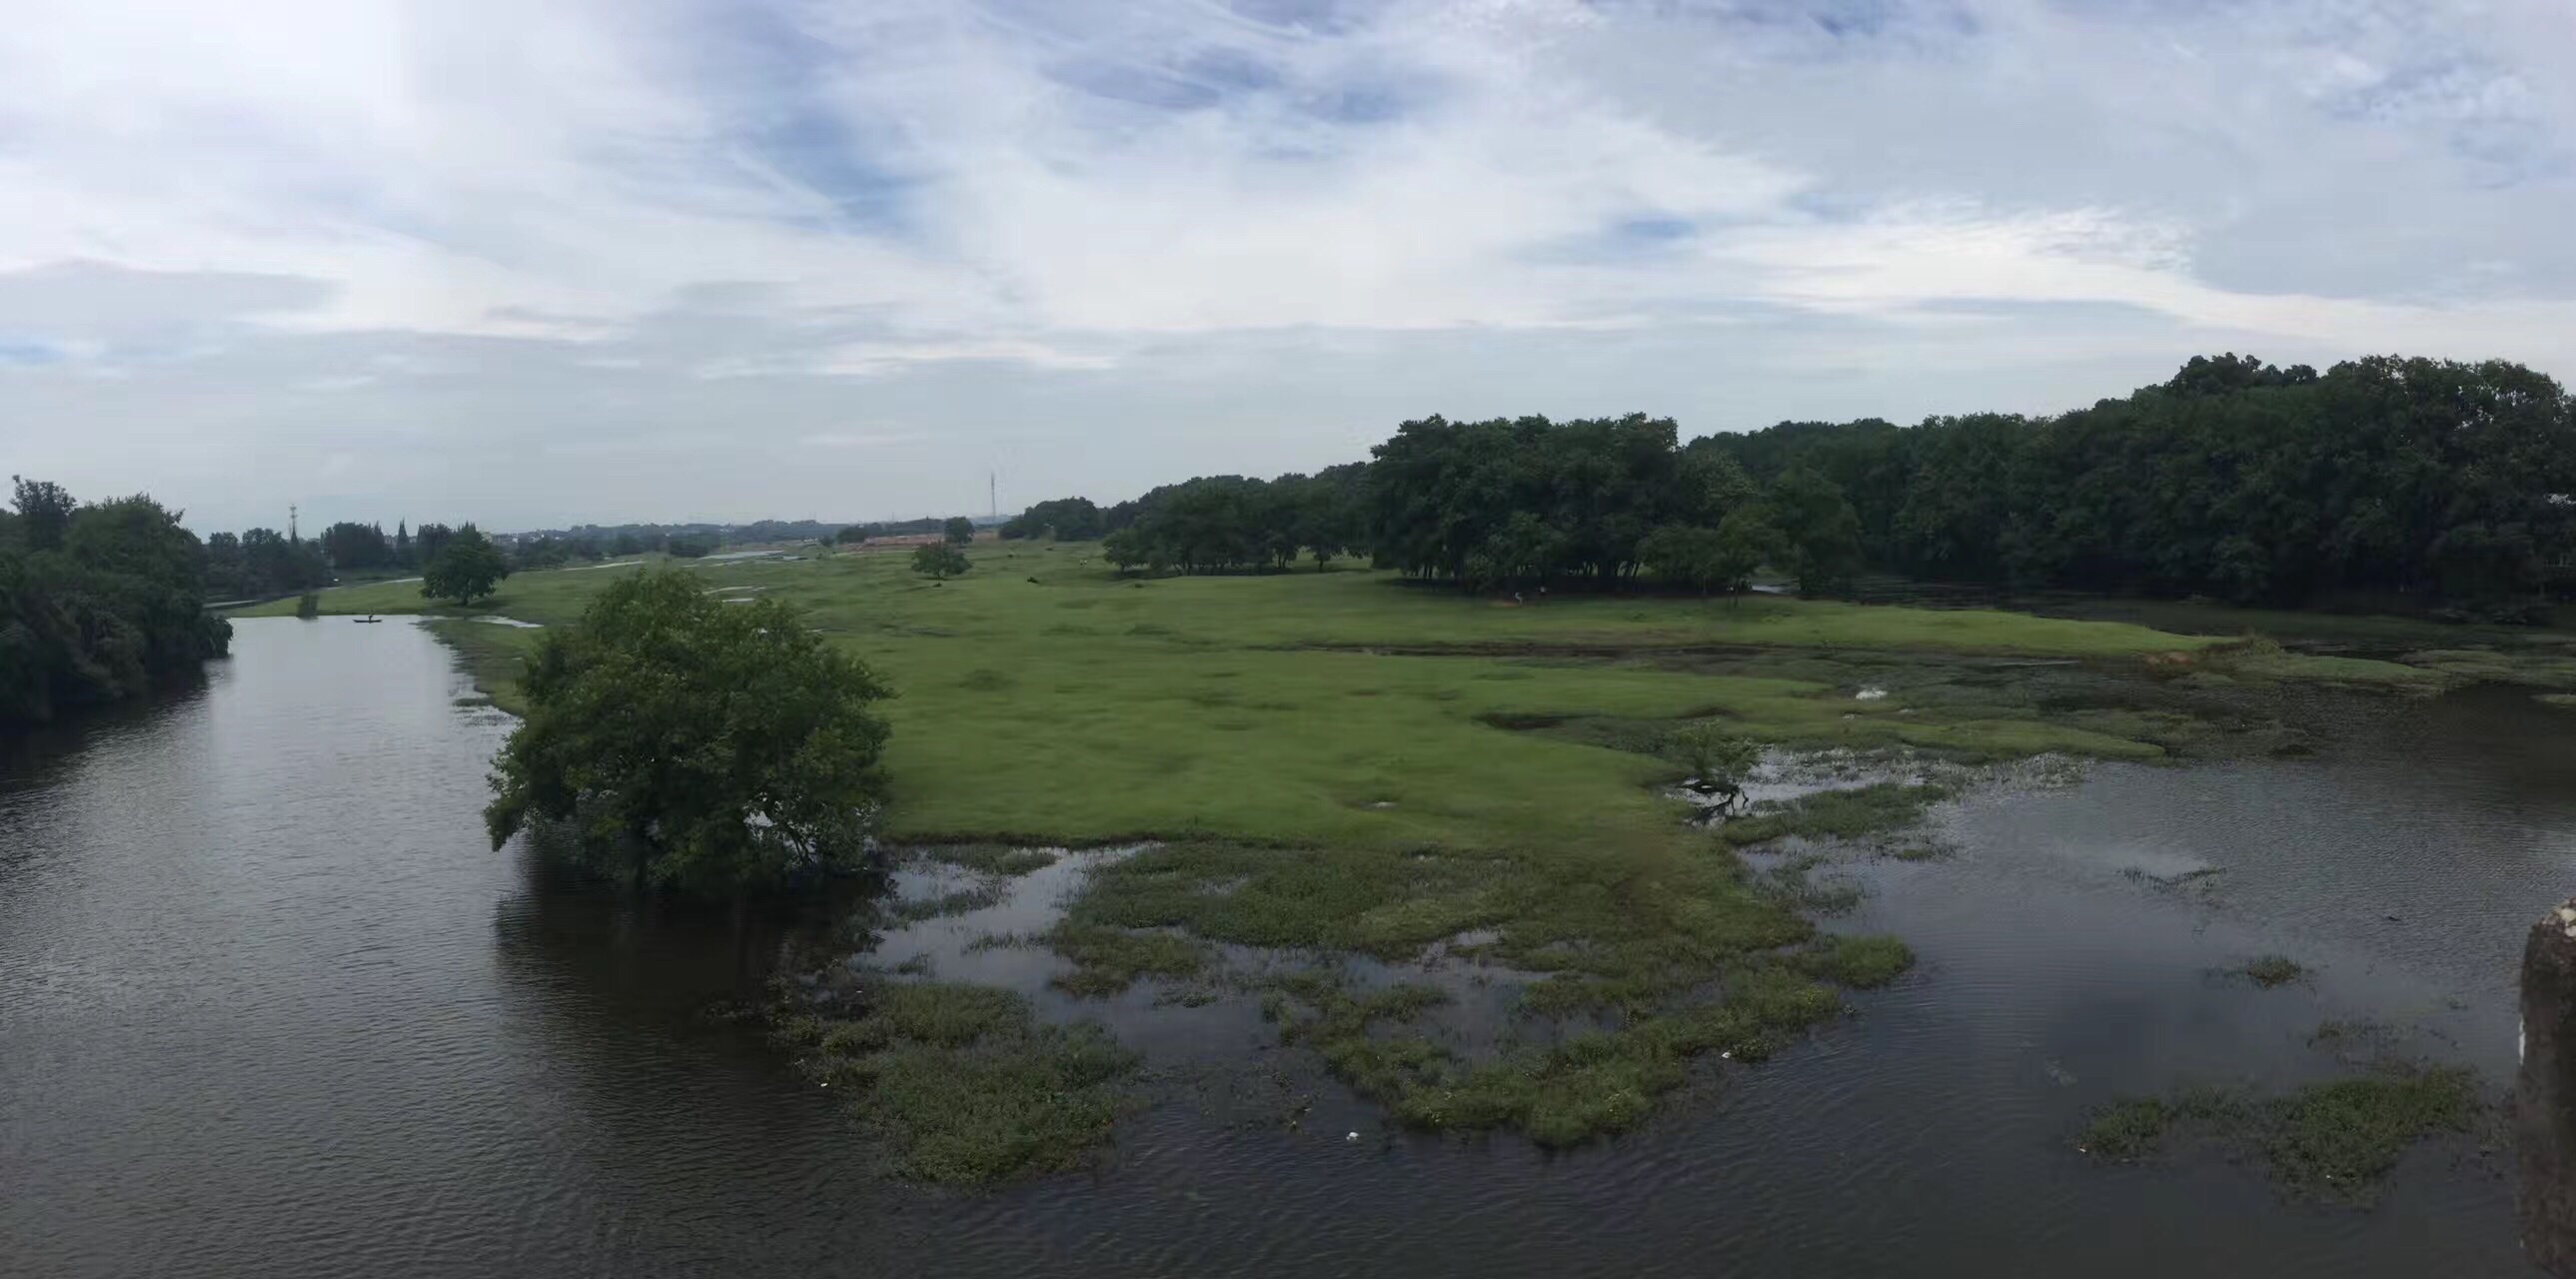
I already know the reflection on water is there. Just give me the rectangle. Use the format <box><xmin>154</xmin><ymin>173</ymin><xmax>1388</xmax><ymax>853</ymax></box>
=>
<box><xmin>1</xmin><ymin>621</ymin><xmax>2568</xmax><ymax>1277</ymax></box>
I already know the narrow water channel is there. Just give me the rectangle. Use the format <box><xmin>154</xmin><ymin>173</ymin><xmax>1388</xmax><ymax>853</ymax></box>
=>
<box><xmin>2</xmin><ymin>620</ymin><xmax>2566</xmax><ymax>1276</ymax></box>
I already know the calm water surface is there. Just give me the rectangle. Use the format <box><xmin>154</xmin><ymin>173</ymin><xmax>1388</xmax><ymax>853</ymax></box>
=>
<box><xmin>4</xmin><ymin>620</ymin><xmax>2571</xmax><ymax>1277</ymax></box>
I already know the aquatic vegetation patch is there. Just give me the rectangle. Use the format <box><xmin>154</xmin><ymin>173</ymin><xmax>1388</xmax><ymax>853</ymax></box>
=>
<box><xmin>919</xmin><ymin>843</ymin><xmax>1060</xmax><ymax>876</ymax></box>
<box><xmin>1258</xmin><ymin>961</ymin><xmax>1858</xmax><ymax>1147</ymax></box>
<box><xmin>1719</xmin><ymin>782</ymin><xmax>1953</xmax><ymax>847</ymax></box>
<box><xmin>1796</xmin><ymin>935</ymin><xmax>1916</xmax><ymax>988</ymax></box>
<box><xmin>2231</xmin><ymin>954</ymin><xmax>2307</xmax><ymax>988</ymax></box>
<box><xmin>1043</xmin><ymin>923</ymin><xmax>1210</xmax><ymax>997</ymax></box>
<box><xmin>775</xmin><ymin>979</ymin><xmax>1139</xmax><ymax>1184</ymax></box>
<box><xmin>882</xmin><ymin>880</ymin><xmax>1008</xmax><ymax>925</ymax></box>
<box><xmin>2398</xmin><ymin>647</ymin><xmax>2576</xmax><ymax>690</ymax></box>
<box><xmin>2075</xmin><ymin>1065</ymin><xmax>2481</xmax><ymax>1203</ymax></box>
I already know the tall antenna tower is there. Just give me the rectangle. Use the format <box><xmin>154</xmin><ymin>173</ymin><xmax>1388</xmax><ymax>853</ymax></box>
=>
<box><xmin>988</xmin><ymin>468</ymin><xmax>998</xmax><ymax>523</ymax></box>
<box><xmin>289</xmin><ymin>505</ymin><xmax>299</xmax><ymax>544</ymax></box>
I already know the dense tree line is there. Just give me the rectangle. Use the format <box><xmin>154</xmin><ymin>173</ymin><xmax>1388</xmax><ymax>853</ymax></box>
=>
<box><xmin>205</xmin><ymin>528</ymin><xmax>330</xmax><ymax>600</ymax></box>
<box><xmin>1</xmin><ymin>477</ymin><xmax>233</xmax><ymax>729</ymax></box>
<box><xmin>827</xmin><ymin>518</ymin><xmax>947</xmax><ymax>546</ymax></box>
<box><xmin>999</xmin><ymin>498</ymin><xmax>1104</xmax><ymax>542</ymax></box>
<box><xmin>202</xmin><ymin>518</ymin><xmax>475</xmax><ymax>598</ymax></box>
<box><xmin>1094</xmin><ymin>466</ymin><xmax>1369</xmax><ymax>575</ymax></box>
<box><xmin>1699</xmin><ymin>355</ymin><xmax>2576</xmax><ymax>611</ymax></box>
<box><xmin>1001</xmin><ymin>355</ymin><xmax>2576</xmax><ymax>614</ymax></box>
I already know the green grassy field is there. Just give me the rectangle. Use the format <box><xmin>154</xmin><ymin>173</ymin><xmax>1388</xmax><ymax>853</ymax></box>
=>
<box><xmin>240</xmin><ymin>545</ymin><xmax>2537</xmax><ymax>1172</ymax></box>
<box><xmin>241</xmin><ymin>547</ymin><xmax>2242</xmax><ymax>848</ymax></box>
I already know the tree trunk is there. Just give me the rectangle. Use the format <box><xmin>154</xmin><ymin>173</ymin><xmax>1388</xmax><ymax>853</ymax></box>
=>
<box><xmin>2520</xmin><ymin>898</ymin><xmax>2576</xmax><ymax>1275</ymax></box>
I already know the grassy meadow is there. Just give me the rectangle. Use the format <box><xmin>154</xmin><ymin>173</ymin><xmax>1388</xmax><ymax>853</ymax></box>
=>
<box><xmin>238</xmin><ymin>544</ymin><xmax>2555</xmax><ymax>1173</ymax></box>
<box><xmin>246</xmin><ymin>545</ymin><xmax>2244</xmax><ymax>852</ymax></box>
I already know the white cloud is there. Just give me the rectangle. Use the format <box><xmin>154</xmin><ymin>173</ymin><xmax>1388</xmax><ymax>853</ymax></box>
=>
<box><xmin>0</xmin><ymin>0</ymin><xmax>2571</xmax><ymax>531</ymax></box>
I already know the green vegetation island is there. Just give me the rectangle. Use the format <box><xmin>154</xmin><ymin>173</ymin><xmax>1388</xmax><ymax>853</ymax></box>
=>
<box><xmin>231</xmin><ymin>353</ymin><xmax>2576</xmax><ymax>1190</ymax></box>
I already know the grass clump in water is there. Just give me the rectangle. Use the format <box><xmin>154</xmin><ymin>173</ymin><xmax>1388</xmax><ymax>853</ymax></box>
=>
<box><xmin>882</xmin><ymin>880</ymin><xmax>1008</xmax><ymax>925</ymax></box>
<box><xmin>2233</xmin><ymin>953</ymin><xmax>2306</xmax><ymax>988</ymax></box>
<box><xmin>777</xmin><ymin>979</ymin><xmax>1138</xmax><ymax>1184</ymax></box>
<box><xmin>1264</xmin><ymin>963</ymin><xmax>1849</xmax><ymax>1147</ymax></box>
<box><xmin>1797</xmin><ymin>934</ymin><xmax>1916</xmax><ymax>988</ymax></box>
<box><xmin>1720</xmin><ymin>782</ymin><xmax>1952</xmax><ymax>847</ymax></box>
<box><xmin>2075</xmin><ymin>1066</ymin><xmax>2481</xmax><ymax>1202</ymax></box>
<box><xmin>2077</xmin><ymin>1098</ymin><xmax>2174</xmax><ymax>1159</ymax></box>
<box><xmin>2266</xmin><ymin>1067</ymin><xmax>2480</xmax><ymax>1194</ymax></box>
<box><xmin>1044</xmin><ymin>923</ymin><xmax>1209</xmax><ymax>997</ymax></box>
<box><xmin>922</xmin><ymin>844</ymin><xmax>1059</xmax><ymax>876</ymax></box>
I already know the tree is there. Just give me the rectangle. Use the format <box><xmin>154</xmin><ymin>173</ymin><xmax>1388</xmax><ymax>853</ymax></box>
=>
<box><xmin>911</xmin><ymin>543</ymin><xmax>969</xmax><ymax>580</ymax></box>
<box><xmin>415</xmin><ymin>523</ymin><xmax>456</xmax><ymax>569</ymax></box>
<box><xmin>610</xmin><ymin>531</ymin><xmax>645</xmax><ymax>558</ymax></box>
<box><xmin>320</xmin><ymin>521</ymin><xmax>393</xmax><ymax>570</ymax></box>
<box><xmin>1637</xmin><ymin>524</ymin><xmax>1730</xmax><ymax>595</ymax></box>
<box><xmin>423</xmin><ymin>525</ymin><xmax>510</xmax><ymax>606</ymax></box>
<box><xmin>1102</xmin><ymin>529</ymin><xmax>1147</xmax><ymax>575</ymax></box>
<box><xmin>234</xmin><ymin>527</ymin><xmax>327</xmax><ymax>597</ymax></box>
<box><xmin>1667</xmin><ymin>723</ymin><xmax>1759</xmax><ymax>812</ymax></box>
<box><xmin>11</xmin><ymin>477</ymin><xmax>76</xmax><ymax>552</ymax></box>
<box><xmin>1001</xmin><ymin>497</ymin><xmax>1104</xmax><ymax>541</ymax></box>
<box><xmin>395</xmin><ymin>521</ymin><xmax>414</xmax><ymax>568</ymax></box>
<box><xmin>1710</xmin><ymin>507</ymin><xmax>1781</xmax><ymax>601</ymax></box>
<box><xmin>0</xmin><ymin>487</ymin><xmax>230</xmax><ymax>730</ymax></box>
<box><xmin>1770</xmin><ymin>468</ymin><xmax>1864</xmax><ymax>597</ymax></box>
<box><xmin>484</xmin><ymin>571</ymin><xmax>893</xmax><ymax>893</ymax></box>
<box><xmin>943</xmin><ymin>516</ymin><xmax>975</xmax><ymax>546</ymax></box>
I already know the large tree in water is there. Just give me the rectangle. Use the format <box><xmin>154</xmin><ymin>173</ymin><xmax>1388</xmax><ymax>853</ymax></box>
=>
<box><xmin>484</xmin><ymin>571</ymin><xmax>893</xmax><ymax>893</ymax></box>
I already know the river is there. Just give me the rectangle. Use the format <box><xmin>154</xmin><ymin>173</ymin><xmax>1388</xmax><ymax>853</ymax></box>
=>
<box><xmin>2</xmin><ymin>619</ymin><xmax>2568</xmax><ymax>1276</ymax></box>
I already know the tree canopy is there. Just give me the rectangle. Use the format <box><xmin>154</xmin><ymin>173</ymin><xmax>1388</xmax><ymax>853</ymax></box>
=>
<box><xmin>943</xmin><ymin>517</ymin><xmax>975</xmax><ymax>546</ymax></box>
<box><xmin>1075</xmin><ymin>466</ymin><xmax>1367</xmax><ymax>576</ymax></box>
<box><xmin>1024</xmin><ymin>353</ymin><xmax>2576</xmax><ymax>615</ymax></box>
<box><xmin>422</xmin><ymin>525</ymin><xmax>510</xmax><ymax>606</ymax></box>
<box><xmin>999</xmin><ymin>497</ymin><xmax>1106</xmax><ymax>542</ymax></box>
<box><xmin>1</xmin><ymin>480</ymin><xmax>231</xmax><ymax>730</ymax></box>
<box><xmin>485</xmin><ymin>570</ymin><xmax>894</xmax><ymax>893</ymax></box>
<box><xmin>911</xmin><ymin>543</ymin><xmax>970</xmax><ymax>579</ymax></box>
<box><xmin>1364</xmin><ymin>415</ymin><xmax>1756</xmax><ymax>589</ymax></box>
<box><xmin>1699</xmin><ymin>355</ymin><xmax>2576</xmax><ymax>612</ymax></box>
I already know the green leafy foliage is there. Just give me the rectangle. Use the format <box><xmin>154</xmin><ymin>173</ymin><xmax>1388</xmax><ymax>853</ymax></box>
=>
<box><xmin>422</xmin><ymin>525</ymin><xmax>510</xmax><ymax>606</ymax></box>
<box><xmin>942</xmin><ymin>517</ymin><xmax>975</xmax><ymax>546</ymax></box>
<box><xmin>484</xmin><ymin>570</ymin><xmax>894</xmax><ymax>894</ymax></box>
<box><xmin>1000</xmin><ymin>497</ymin><xmax>1105</xmax><ymax>541</ymax></box>
<box><xmin>1017</xmin><ymin>353</ymin><xmax>2576</xmax><ymax>612</ymax></box>
<box><xmin>0</xmin><ymin>481</ymin><xmax>231</xmax><ymax>729</ymax></box>
<box><xmin>1704</xmin><ymin>355</ymin><xmax>2576</xmax><ymax>611</ymax></box>
<box><xmin>911</xmin><ymin>543</ymin><xmax>970</xmax><ymax>580</ymax></box>
<box><xmin>1770</xmin><ymin>466</ymin><xmax>1866</xmax><ymax>597</ymax></box>
<box><xmin>1666</xmin><ymin>722</ymin><xmax>1759</xmax><ymax>803</ymax></box>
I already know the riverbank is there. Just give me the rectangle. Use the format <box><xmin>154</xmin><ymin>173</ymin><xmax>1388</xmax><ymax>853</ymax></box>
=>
<box><xmin>239</xmin><ymin>551</ymin><xmax>2576</xmax><ymax>1182</ymax></box>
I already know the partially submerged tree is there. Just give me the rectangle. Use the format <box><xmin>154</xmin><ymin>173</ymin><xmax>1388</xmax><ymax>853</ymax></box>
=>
<box><xmin>485</xmin><ymin>571</ymin><xmax>893</xmax><ymax>893</ymax></box>
<box><xmin>1668</xmin><ymin>723</ymin><xmax>1760</xmax><ymax>812</ymax></box>
<box><xmin>422</xmin><ymin>525</ymin><xmax>509</xmax><ymax>606</ymax></box>
<box><xmin>911</xmin><ymin>543</ymin><xmax>970</xmax><ymax>580</ymax></box>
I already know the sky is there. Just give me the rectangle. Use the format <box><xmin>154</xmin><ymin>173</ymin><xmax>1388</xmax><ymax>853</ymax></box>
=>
<box><xmin>3</xmin><ymin>0</ymin><xmax>2574</xmax><ymax>535</ymax></box>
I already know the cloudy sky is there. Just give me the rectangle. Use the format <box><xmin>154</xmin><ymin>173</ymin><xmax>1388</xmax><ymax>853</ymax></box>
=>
<box><xmin>3</xmin><ymin>0</ymin><xmax>2572</xmax><ymax>534</ymax></box>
